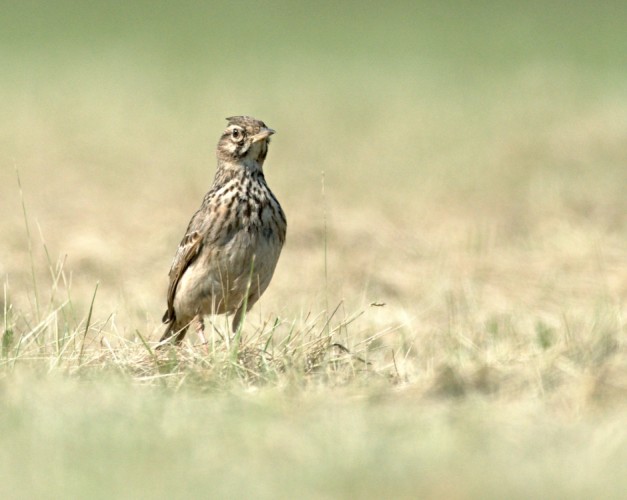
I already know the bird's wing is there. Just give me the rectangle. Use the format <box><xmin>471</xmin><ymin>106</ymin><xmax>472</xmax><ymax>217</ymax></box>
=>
<box><xmin>162</xmin><ymin>209</ymin><xmax>207</xmax><ymax>323</ymax></box>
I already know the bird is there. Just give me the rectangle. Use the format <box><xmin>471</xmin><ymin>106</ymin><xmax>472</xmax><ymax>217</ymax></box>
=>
<box><xmin>159</xmin><ymin>116</ymin><xmax>286</xmax><ymax>346</ymax></box>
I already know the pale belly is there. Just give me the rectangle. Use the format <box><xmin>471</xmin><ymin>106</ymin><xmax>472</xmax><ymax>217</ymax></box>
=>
<box><xmin>173</xmin><ymin>229</ymin><xmax>283</xmax><ymax>321</ymax></box>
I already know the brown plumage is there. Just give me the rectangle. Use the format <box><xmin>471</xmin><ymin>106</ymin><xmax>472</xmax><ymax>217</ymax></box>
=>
<box><xmin>159</xmin><ymin>116</ymin><xmax>286</xmax><ymax>346</ymax></box>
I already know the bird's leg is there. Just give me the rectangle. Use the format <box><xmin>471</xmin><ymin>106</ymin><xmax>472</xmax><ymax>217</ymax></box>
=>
<box><xmin>192</xmin><ymin>315</ymin><xmax>207</xmax><ymax>346</ymax></box>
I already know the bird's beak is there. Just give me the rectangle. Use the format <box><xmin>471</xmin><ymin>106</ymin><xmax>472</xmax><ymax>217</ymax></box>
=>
<box><xmin>251</xmin><ymin>127</ymin><xmax>275</xmax><ymax>143</ymax></box>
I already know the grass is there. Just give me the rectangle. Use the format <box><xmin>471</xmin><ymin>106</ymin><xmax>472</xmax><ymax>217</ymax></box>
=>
<box><xmin>1</xmin><ymin>1</ymin><xmax>627</xmax><ymax>498</ymax></box>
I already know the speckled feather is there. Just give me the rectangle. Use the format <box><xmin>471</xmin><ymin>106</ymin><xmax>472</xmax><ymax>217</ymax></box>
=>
<box><xmin>160</xmin><ymin>116</ymin><xmax>286</xmax><ymax>345</ymax></box>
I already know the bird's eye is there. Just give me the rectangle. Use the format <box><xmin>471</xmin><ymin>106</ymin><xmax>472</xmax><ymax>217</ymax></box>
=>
<box><xmin>231</xmin><ymin>128</ymin><xmax>241</xmax><ymax>140</ymax></box>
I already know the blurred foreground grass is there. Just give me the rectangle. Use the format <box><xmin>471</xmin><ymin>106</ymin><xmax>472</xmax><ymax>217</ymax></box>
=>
<box><xmin>1</xmin><ymin>1</ymin><xmax>626</xmax><ymax>498</ymax></box>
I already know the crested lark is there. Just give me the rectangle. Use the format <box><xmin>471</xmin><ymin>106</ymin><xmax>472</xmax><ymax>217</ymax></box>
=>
<box><xmin>159</xmin><ymin>116</ymin><xmax>286</xmax><ymax>346</ymax></box>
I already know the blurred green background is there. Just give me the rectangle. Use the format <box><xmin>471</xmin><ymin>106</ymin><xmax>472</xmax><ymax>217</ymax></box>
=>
<box><xmin>3</xmin><ymin>0</ymin><xmax>625</xmax><ymax>193</ymax></box>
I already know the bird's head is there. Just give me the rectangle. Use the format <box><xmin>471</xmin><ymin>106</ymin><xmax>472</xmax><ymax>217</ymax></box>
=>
<box><xmin>217</xmin><ymin>116</ymin><xmax>275</xmax><ymax>167</ymax></box>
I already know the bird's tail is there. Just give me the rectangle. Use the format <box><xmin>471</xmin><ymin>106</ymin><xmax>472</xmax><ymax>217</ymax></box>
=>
<box><xmin>157</xmin><ymin>315</ymin><xmax>189</xmax><ymax>348</ymax></box>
